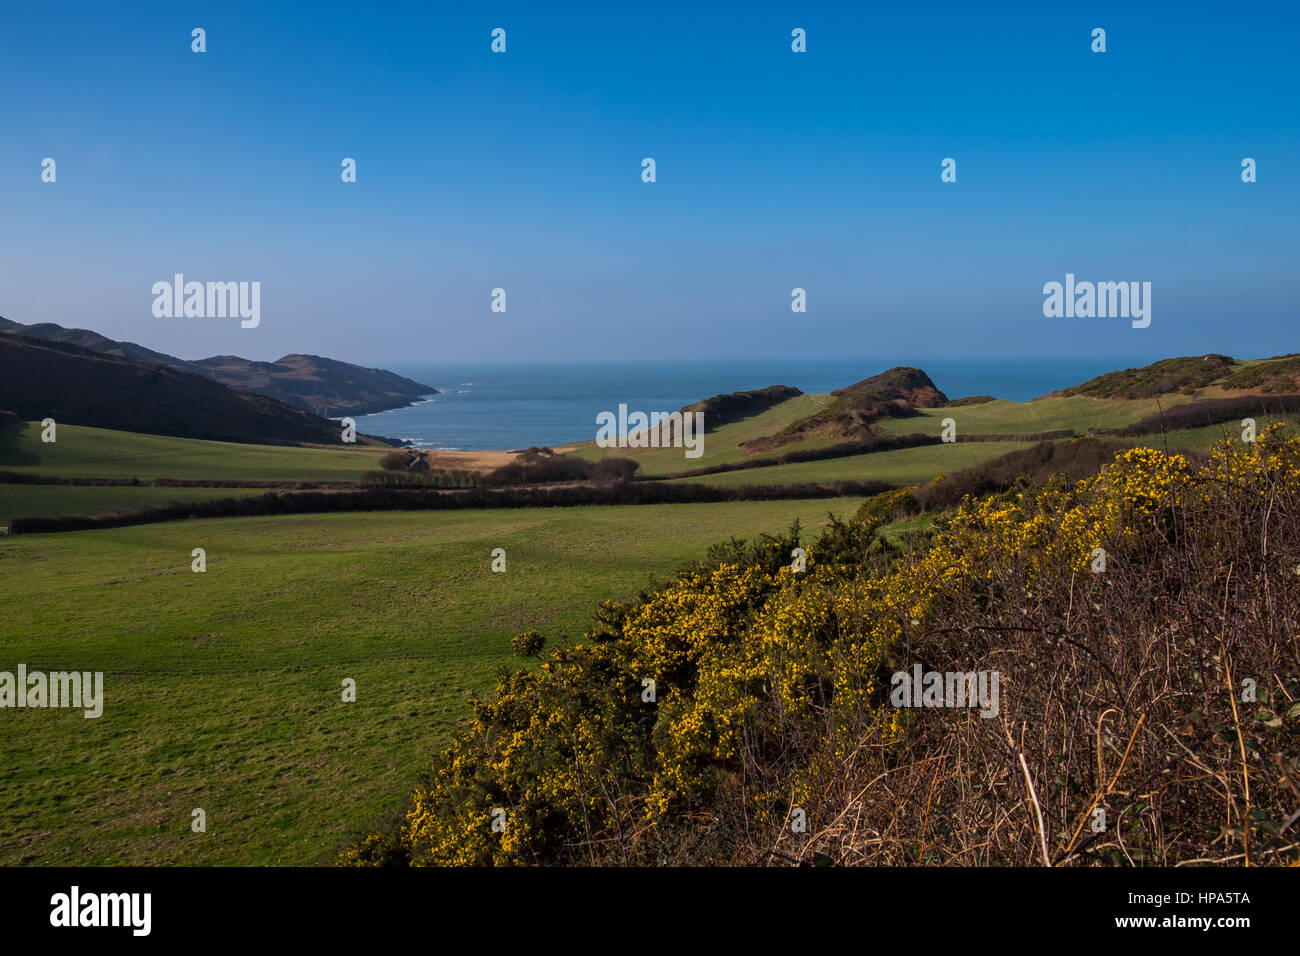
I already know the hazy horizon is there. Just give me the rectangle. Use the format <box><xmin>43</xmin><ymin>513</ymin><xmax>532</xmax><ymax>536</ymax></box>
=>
<box><xmin>2</xmin><ymin>2</ymin><xmax>1295</xmax><ymax>366</ymax></box>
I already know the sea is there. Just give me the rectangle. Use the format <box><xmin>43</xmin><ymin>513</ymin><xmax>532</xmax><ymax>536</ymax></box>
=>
<box><xmin>352</xmin><ymin>358</ymin><xmax>1153</xmax><ymax>451</ymax></box>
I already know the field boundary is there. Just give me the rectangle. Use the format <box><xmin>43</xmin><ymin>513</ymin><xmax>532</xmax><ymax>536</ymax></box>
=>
<box><xmin>7</xmin><ymin>479</ymin><xmax>894</xmax><ymax>534</ymax></box>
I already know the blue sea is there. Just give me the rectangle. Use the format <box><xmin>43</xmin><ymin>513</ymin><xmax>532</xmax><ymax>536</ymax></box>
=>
<box><xmin>353</xmin><ymin>358</ymin><xmax>1155</xmax><ymax>451</ymax></box>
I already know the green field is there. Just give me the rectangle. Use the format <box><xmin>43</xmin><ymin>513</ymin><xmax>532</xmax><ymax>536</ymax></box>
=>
<box><xmin>0</xmin><ymin>497</ymin><xmax>865</xmax><ymax>865</ymax></box>
<box><xmin>674</xmin><ymin>441</ymin><xmax>1027</xmax><ymax>488</ymax></box>
<box><xmin>0</xmin><ymin>485</ymin><xmax>267</xmax><ymax>525</ymax></box>
<box><xmin>875</xmin><ymin>395</ymin><xmax>1196</xmax><ymax>437</ymax></box>
<box><xmin>0</xmin><ymin>421</ymin><xmax>384</xmax><ymax>481</ymax></box>
<box><xmin>1117</xmin><ymin>416</ymin><xmax>1297</xmax><ymax>453</ymax></box>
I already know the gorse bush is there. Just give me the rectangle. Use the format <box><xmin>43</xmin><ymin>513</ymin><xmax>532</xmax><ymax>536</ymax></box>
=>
<box><xmin>342</xmin><ymin>430</ymin><xmax>1300</xmax><ymax>866</ymax></box>
<box><xmin>511</xmin><ymin>630</ymin><xmax>546</xmax><ymax>657</ymax></box>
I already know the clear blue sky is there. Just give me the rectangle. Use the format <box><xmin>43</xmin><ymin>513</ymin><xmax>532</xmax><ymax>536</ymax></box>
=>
<box><xmin>1</xmin><ymin>1</ymin><xmax>1295</xmax><ymax>366</ymax></box>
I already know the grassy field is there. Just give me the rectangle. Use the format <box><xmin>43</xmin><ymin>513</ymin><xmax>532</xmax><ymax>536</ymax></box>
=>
<box><xmin>673</xmin><ymin>441</ymin><xmax>1027</xmax><ymax>487</ymax></box>
<box><xmin>0</xmin><ymin>496</ymin><xmax>865</xmax><ymax>866</ymax></box>
<box><xmin>0</xmin><ymin>421</ymin><xmax>385</xmax><ymax>481</ymax></box>
<box><xmin>875</xmin><ymin>395</ymin><xmax>1196</xmax><ymax>437</ymax></box>
<box><xmin>1116</xmin><ymin>416</ymin><xmax>1298</xmax><ymax>453</ymax></box>
<box><xmin>0</xmin><ymin>485</ymin><xmax>268</xmax><ymax>525</ymax></box>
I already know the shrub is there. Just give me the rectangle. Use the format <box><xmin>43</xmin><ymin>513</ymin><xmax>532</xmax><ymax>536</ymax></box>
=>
<box><xmin>481</xmin><ymin>454</ymin><xmax>591</xmax><ymax>486</ymax></box>
<box><xmin>511</xmin><ymin>630</ymin><xmax>546</xmax><ymax>657</ymax></box>
<box><xmin>379</xmin><ymin>450</ymin><xmax>417</xmax><ymax>471</ymax></box>
<box><xmin>588</xmin><ymin>457</ymin><xmax>639</xmax><ymax>481</ymax></box>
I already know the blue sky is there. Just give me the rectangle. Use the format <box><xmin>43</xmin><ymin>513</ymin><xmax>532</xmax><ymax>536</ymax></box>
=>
<box><xmin>0</xmin><ymin>1</ymin><xmax>1295</xmax><ymax>366</ymax></box>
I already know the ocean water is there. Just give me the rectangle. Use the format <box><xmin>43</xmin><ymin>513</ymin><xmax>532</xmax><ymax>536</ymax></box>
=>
<box><xmin>353</xmin><ymin>358</ymin><xmax>1153</xmax><ymax>451</ymax></box>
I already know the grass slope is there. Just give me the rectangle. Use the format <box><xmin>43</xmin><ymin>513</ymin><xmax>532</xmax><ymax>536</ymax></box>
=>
<box><xmin>673</xmin><ymin>441</ymin><xmax>1027</xmax><ymax>487</ymax></box>
<box><xmin>0</xmin><ymin>422</ymin><xmax>386</xmax><ymax>481</ymax></box>
<box><xmin>0</xmin><ymin>497</ymin><xmax>865</xmax><ymax>866</ymax></box>
<box><xmin>876</xmin><ymin>395</ymin><xmax>1197</xmax><ymax>437</ymax></box>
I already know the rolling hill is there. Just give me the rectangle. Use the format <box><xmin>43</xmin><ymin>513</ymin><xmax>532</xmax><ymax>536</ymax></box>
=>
<box><xmin>0</xmin><ymin>316</ymin><xmax>435</xmax><ymax>415</ymax></box>
<box><xmin>0</xmin><ymin>334</ymin><xmax>395</xmax><ymax>446</ymax></box>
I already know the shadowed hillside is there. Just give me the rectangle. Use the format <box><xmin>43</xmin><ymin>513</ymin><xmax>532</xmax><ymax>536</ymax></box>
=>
<box><xmin>0</xmin><ymin>334</ymin><xmax>394</xmax><ymax>446</ymax></box>
<box><xmin>680</xmin><ymin>385</ymin><xmax>803</xmax><ymax>431</ymax></box>
<box><xmin>1060</xmin><ymin>353</ymin><xmax>1236</xmax><ymax>398</ymax></box>
<box><xmin>0</xmin><ymin>317</ymin><xmax>435</xmax><ymax>415</ymax></box>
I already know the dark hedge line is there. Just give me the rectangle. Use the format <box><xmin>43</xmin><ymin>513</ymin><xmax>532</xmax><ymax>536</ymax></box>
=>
<box><xmin>0</xmin><ymin>471</ymin><xmax>142</xmax><ymax>486</ymax></box>
<box><xmin>364</xmin><ymin>454</ymin><xmax>640</xmax><ymax>488</ymax></box>
<box><xmin>955</xmin><ymin>430</ymin><xmax>1074</xmax><ymax>442</ymax></box>
<box><xmin>0</xmin><ymin>470</ymin><xmax>352</xmax><ymax>489</ymax></box>
<box><xmin>151</xmin><ymin>477</ymin><xmax>350</xmax><ymax>489</ymax></box>
<box><xmin>8</xmin><ymin>478</ymin><xmax>895</xmax><ymax>534</ymax></box>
